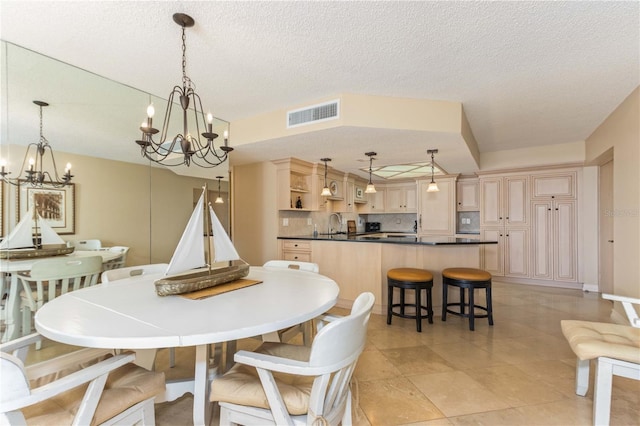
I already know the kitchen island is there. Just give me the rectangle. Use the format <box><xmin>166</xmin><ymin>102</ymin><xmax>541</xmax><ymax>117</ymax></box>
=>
<box><xmin>278</xmin><ymin>234</ymin><xmax>497</xmax><ymax>314</ymax></box>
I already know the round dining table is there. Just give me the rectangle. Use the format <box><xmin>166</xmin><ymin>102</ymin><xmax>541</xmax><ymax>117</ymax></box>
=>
<box><xmin>35</xmin><ymin>265</ymin><xmax>339</xmax><ymax>426</ymax></box>
<box><xmin>0</xmin><ymin>250</ymin><xmax>121</xmax><ymax>343</ymax></box>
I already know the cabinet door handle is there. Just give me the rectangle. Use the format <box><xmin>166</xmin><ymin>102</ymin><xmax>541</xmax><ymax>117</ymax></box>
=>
<box><xmin>548</xmin><ymin>208</ymin><xmax>551</xmax><ymax>211</ymax></box>
<box><xmin>555</xmin><ymin>208</ymin><xmax>559</xmax><ymax>211</ymax></box>
<box><xmin>608</xmin><ymin>240</ymin><xmax>614</xmax><ymax>243</ymax></box>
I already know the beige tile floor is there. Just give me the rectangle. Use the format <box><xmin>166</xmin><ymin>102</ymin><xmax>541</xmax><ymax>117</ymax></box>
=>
<box><xmin>28</xmin><ymin>281</ymin><xmax>640</xmax><ymax>425</ymax></box>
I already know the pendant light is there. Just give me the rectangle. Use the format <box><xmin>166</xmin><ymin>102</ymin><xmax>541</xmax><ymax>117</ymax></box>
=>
<box><xmin>215</xmin><ymin>176</ymin><xmax>224</xmax><ymax>203</ymax></box>
<box><xmin>364</xmin><ymin>152</ymin><xmax>377</xmax><ymax>194</ymax></box>
<box><xmin>320</xmin><ymin>158</ymin><xmax>332</xmax><ymax>196</ymax></box>
<box><xmin>427</xmin><ymin>149</ymin><xmax>439</xmax><ymax>192</ymax></box>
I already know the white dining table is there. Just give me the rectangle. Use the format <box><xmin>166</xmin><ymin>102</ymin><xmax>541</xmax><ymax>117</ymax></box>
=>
<box><xmin>0</xmin><ymin>250</ymin><xmax>121</xmax><ymax>343</ymax></box>
<box><xmin>35</xmin><ymin>266</ymin><xmax>339</xmax><ymax>426</ymax></box>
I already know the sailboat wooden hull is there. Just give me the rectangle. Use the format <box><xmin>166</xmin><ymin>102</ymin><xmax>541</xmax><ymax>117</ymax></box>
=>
<box><xmin>0</xmin><ymin>245</ymin><xmax>74</xmax><ymax>260</ymax></box>
<box><xmin>154</xmin><ymin>260</ymin><xmax>250</xmax><ymax>296</ymax></box>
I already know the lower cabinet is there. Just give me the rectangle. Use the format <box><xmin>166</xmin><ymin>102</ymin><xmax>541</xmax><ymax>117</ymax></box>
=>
<box><xmin>481</xmin><ymin>227</ymin><xmax>529</xmax><ymax>278</ymax></box>
<box><xmin>531</xmin><ymin>200</ymin><xmax>577</xmax><ymax>282</ymax></box>
<box><xmin>311</xmin><ymin>240</ymin><xmax>383</xmax><ymax>312</ymax></box>
<box><xmin>280</xmin><ymin>240</ymin><xmax>311</xmax><ymax>262</ymax></box>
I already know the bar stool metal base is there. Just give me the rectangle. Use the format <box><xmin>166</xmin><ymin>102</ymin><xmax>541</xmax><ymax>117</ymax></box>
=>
<box><xmin>386</xmin><ymin>268</ymin><xmax>433</xmax><ymax>332</ymax></box>
<box><xmin>441</xmin><ymin>268</ymin><xmax>494</xmax><ymax>331</ymax></box>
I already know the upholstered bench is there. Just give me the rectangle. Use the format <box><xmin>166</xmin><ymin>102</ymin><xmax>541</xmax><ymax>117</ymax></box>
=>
<box><xmin>441</xmin><ymin>267</ymin><xmax>493</xmax><ymax>331</ymax></box>
<box><xmin>561</xmin><ymin>320</ymin><xmax>640</xmax><ymax>425</ymax></box>
<box><xmin>386</xmin><ymin>268</ymin><xmax>433</xmax><ymax>332</ymax></box>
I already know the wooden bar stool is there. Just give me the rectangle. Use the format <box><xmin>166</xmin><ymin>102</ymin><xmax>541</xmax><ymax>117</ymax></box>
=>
<box><xmin>387</xmin><ymin>268</ymin><xmax>433</xmax><ymax>332</ymax></box>
<box><xmin>441</xmin><ymin>267</ymin><xmax>494</xmax><ymax>331</ymax></box>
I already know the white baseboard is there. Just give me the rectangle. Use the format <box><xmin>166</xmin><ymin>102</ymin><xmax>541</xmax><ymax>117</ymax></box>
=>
<box><xmin>582</xmin><ymin>283</ymin><xmax>599</xmax><ymax>292</ymax></box>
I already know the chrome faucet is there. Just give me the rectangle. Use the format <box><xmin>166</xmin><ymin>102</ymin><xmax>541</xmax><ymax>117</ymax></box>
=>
<box><xmin>328</xmin><ymin>213</ymin><xmax>342</xmax><ymax>234</ymax></box>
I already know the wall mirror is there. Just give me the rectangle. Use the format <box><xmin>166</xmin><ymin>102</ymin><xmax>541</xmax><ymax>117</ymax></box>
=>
<box><xmin>1</xmin><ymin>41</ymin><xmax>230</xmax><ymax>265</ymax></box>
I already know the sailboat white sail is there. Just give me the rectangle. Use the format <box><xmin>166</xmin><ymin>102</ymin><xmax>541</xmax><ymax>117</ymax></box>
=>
<box><xmin>0</xmin><ymin>206</ymin><xmax>65</xmax><ymax>250</ymax></box>
<box><xmin>165</xmin><ymin>191</ymin><xmax>207</xmax><ymax>276</ymax></box>
<box><xmin>155</xmin><ymin>185</ymin><xmax>248</xmax><ymax>295</ymax></box>
<box><xmin>209</xmin><ymin>204</ymin><xmax>240</xmax><ymax>262</ymax></box>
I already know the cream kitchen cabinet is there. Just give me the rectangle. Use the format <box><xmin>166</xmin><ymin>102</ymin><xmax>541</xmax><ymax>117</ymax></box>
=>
<box><xmin>480</xmin><ymin>175</ymin><xmax>529</xmax><ymax>227</ymax></box>
<box><xmin>362</xmin><ymin>188</ymin><xmax>386</xmax><ymax>213</ymax></box>
<box><xmin>531</xmin><ymin>199</ymin><xmax>577</xmax><ymax>282</ymax></box>
<box><xmin>280</xmin><ymin>240</ymin><xmax>312</xmax><ymax>262</ymax></box>
<box><xmin>274</xmin><ymin>158</ymin><xmax>316</xmax><ymax>211</ymax></box>
<box><xmin>481</xmin><ymin>227</ymin><xmax>529</xmax><ymax>278</ymax></box>
<box><xmin>479</xmin><ymin>174</ymin><xmax>529</xmax><ymax>278</ymax></box>
<box><xmin>385</xmin><ymin>183</ymin><xmax>417</xmax><ymax>213</ymax></box>
<box><xmin>417</xmin><ymin>177</ymin><xmax>456</xmax><ymax>235</ymax></box>
<box><xmin>531</xmin><ymin>171</ymin><xmax>577</xmax><ymax>199</ymax></box>
<box><xmin>456</xmin><ymin>178</ymin><xmax>479</xmax><ymax>211</ymax></box>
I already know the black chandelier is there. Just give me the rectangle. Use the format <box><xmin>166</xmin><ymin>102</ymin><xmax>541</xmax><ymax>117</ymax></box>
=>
<box><xmin>135</xmin><ymin>13</ymin><xmax>233</xmax><ymax>168</ymax></box>
<box><xmin>0</xmin><ymin>101</ymin><xmax>73</xmax><ymax>188</ymax></box>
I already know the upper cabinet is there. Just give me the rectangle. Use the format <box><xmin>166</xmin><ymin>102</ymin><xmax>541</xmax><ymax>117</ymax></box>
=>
<box><xmin>385</xmin><ymin>183</ymin><xmax>417</xmax><ymax>213</ymax></box>
<box><xmin>274</xmin><ymin>158</ymin><xmax>316</xmax><ymax>211</ymax></box>
<box><xmin>480</xmin><ymin>175</ymin><xmax>529</xmax><ymax>227</ymax></box>
<box><xmin>417</xmin><ymin>176</ymin><xmax>457</xmax><ymax>235</ymax></box>
<box><xmin>456</xmin><ymin>178</ymin><xmax>479</xmax><ymax>211</ymax></box>
<box><xmin>362</xmin><ymin>188</ymin><xmax>386</xmax><ymax>213</ymax></box>
<box><xmin>531</xmin><ymin>171</ymin><xmax>577</xmax><ymax>199</ymax></box>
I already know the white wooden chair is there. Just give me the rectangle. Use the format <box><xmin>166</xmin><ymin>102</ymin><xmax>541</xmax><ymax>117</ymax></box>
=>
<box><xmin>100</xmin><ymin>246</ymin><xmax>130</xmax><ymax>271</ymax></box>
<box><xmin>211</xmin><ymin>292</ymin><xmax>375</xmax><ymax>426</ymax></box>
<box><xmin>69</xmin><ymin>239</ymin><xmax>102</xmax><ymax>250</ymax></box>
<box><xmin>101</xmin><ymin>263</ymin><xmax>168</xmax><ymax>284</ymax></box>
<box><xmin>0</xmin><ymin>333</ymin><xmax>165</xmax><ymax>425</ymax></box>
<box><xmin>263</xmin><ymin>260</ymin><xmax>320</xmax><ymax>273</ymax></box>
<box><xmin>18</xmin><ymin>256</ymin><xmax>102</xmax><ymax>345</ymax></box>
<box><xmin>261</xmin><ymin>260</ymin><xmax>320</xmax><ymax>346</ymax></box>
<box><xmin>100</xmin><ymin>264</ymin><xmax>176</xmax><ymax>368</ymax></box>
<box><xmin>561</xmin><ymin>293</ymin><xmax>640</xmax><ymax>425</ymax></box>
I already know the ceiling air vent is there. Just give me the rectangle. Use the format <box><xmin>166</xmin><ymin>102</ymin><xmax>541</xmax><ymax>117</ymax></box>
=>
<box><xmin>287</xmin><ymin>99</ymin><xmax>339</xmax><ymax>128</ymax></box>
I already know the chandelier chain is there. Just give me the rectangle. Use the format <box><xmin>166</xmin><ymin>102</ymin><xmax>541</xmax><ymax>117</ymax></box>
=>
<box><xmin>181</xmin><ymin>25</ymin><xmax>190</xmax><ymax>89</ymax></box>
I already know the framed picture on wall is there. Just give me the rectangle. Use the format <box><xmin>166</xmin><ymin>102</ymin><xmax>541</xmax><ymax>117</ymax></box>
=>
<box><xmin>17</xmin><ymin>181</ymin><xmax>75</xmax><ymax>234</ymax></box>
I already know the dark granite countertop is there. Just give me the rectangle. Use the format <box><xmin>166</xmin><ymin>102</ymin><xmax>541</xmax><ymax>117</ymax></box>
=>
<box><xmin>278</xmin><ymin>233</ymin><xmax>497</xmax><ymax>245</ymax></box>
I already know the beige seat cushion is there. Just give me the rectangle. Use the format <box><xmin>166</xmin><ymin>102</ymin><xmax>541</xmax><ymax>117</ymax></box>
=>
<box><xmin>442</xmin><ymin>267</ymin><xmax>491</xmax><ymax>281</ymax></box>
<box><xmin>388</xmin><ymin>268</ymin><xmax>433</xmax><ymax>282</ymax></box>
<box><xmin>561</xmin><ymin>320</ymin><xmax>640</xmax><ymax>363</ymax></box>
<box><xmin>210</xmin><ymin>342</ymin><xmax>314</xmax><ymax>416</ymax></box>
<box><xmin>23</xmin><ymin>360</ymin><xmax>165</xmax><ymax>425</ymax></box>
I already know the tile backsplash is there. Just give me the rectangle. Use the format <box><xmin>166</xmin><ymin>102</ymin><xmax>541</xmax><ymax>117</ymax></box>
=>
<box><xmin>456</xmin><ymin>211</ymin><xmax>480</xmax><ymax>234</ymax></box>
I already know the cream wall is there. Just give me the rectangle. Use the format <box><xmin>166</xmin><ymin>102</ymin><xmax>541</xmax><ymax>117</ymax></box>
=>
<box><xmin>2</xmin><ymin>145</ymin><xmax>220</xmax><ymax>267</ymax></box>
<box><xmin>230</xmin><ymin>161</ymin><xmax>278</xmax><ymax>265</ymax></box>
<box><xmin>585</xmin><ymin>86</ymin><xmax>640</xmax><ymax>299</ymax></box>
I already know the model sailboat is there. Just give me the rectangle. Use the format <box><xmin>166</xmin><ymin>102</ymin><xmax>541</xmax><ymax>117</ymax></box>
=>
<box><xmin>154</xmin><ymin>185</ymin><xmax>249</xmax><ymax>296</ymax></box>
<box><xmin>0</xmin><ymin>206</ymin><xmax>74</xmax><ymax>259</ymax></box>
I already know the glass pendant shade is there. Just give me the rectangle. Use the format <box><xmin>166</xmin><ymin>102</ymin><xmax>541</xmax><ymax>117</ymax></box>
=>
<box><xmin>365</xmin><ymin>182</ymin><xmax>376</xmax><ymax>194</ymax></box>
<box><xmin>427</xmin><ymin>181</ymin><xmax>439</xmax><ymax>192</ymax></box>
<box><xmin>321</xmin><ymin>186</ymin><xmax>332</xmax><ymax>196</ymax></box>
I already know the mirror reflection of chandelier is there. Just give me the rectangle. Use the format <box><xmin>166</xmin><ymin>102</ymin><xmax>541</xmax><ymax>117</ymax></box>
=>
<box><xmin>0</xmin><ymin>100</ymin><xmax>73</xmax><ymax>188</ymax></box>
<box><xmin>135</xmin><ymin>13</ymin><xmax>233</xmax><ymax>168</ymax></box>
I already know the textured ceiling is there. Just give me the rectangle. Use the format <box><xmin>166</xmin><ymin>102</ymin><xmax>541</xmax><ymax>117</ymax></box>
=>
<box><xmin>0</xmin><ymin>1</ymin><xmax>638</xmax><ymax>178</ymax></box>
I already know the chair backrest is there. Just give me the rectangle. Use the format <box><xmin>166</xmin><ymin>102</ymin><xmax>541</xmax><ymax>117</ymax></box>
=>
<box><xmin>19</xmin><ymin>256</ymin><xmax>103</xmax><ymax>306</ymax></box>
<box><xmin>69</xmin><ymin>239</ymin><xmax>102</xmax><ymax>250</ymax></box>
<box><xmin>306</xmin><ymin>292</ymin><xmax>374</xmax><ymax>422</ymax></box>
<box><xmin>101</xmin><ymin>246</ymin><xmax>130</xmax><ymax>271</ymax></box>
<box><xmin>263</xmin><ymin>260</ymin><xmax>319</xmax><ymax>273</ymax></box>
<box><xmin>101</xmin><ymin>263</ymin><xmax>169</xmax><ymax>284</ymax></box>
